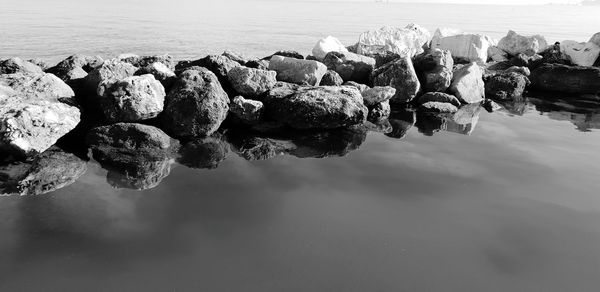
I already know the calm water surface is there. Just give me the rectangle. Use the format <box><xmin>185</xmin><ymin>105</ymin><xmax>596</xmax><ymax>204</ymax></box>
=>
<box><xmin>1</xmin><ymin>1</ymin><xmax>600</xmax><ymax>291</ymax></box>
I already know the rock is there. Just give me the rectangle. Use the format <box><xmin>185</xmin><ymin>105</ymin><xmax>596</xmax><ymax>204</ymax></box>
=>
<box><xmin>448</xmin><ymin>103</ymin><xmax>482</xmax><ymax>135</ymax></box>
<box><xmin>530</xmin><ymin>64</ymin><xmax>600</xmax><ymax>94</ymax></box>
<box><xmin>320</xmin><ymin>70</ymin><xmax>344</xmax><ymax>86</ymax></box>
<box><xmin>84</xmin><ymin>59</ymin><xmax>137</xmax><ymax>93</ymax></box>
<box><xmin>368</xmin><ymin>100</ymin><xmax>391</xmax><ymax>120</ymax></box>
<box><xmin>364</xmin><ymin>119</ymin><xmax>393</xmax><ymax>133</ymax></box>
<box><xmin>449</xmin><ymin>63</ymin><xmax>485</xmax><ymax>104</ymax></box>
<box><xmin>230</xmin><ymin>96</ymin><xmax>264</xmax><ymax>123</ymax></box>
<box><xmin>497</xmin><ymin>30</ymin><xmax>548</xmax><ymax>56</ymax></box>
<box><xmin>266</xmin><ymin>50</ymin><xmax>304</xmax><ymax>60</ymax></box>
<box><xmin>174</xmin><ymin>55</ymin><xmax>239</xmax><ymax>86</ymax></box>
<box><xmin>268</xmin><ymin>55</ymin><xmax>327</xmax><ymax>86</ymax></box>
<box><xmin>222</xmin><ymin>50</ymin><xmax>249</xmax><ymax>65</ymax></box>
<box><xmin>0</xmin><ymin>97</ymin><xmax>81</xmax><ymax>156</ymax></box>
<box><xmin>177</xmin><ymin>136</ymin><xmax>229</xmax><ymax>169</ymax></box>
<box><xmin>312</xmin><ymin>36</ymin><xmax>349</xmax><ymax>60</ymax></box>
<box><xmin>386</xmin><ymin>109</ymin><xmax>416</xmax><ymax>139</ymax></box>
<box><xmin>361</xmin><ymin>86</ymin><xmax>396</xmax><ymax>106</ymax></box>
<box><xmin>484</xmin><ymin>72</ymin><xmax>530</xmax><ymax>101</ymax></box>
<box><xmin>559</xmin><ymin>40</ymin><xmax>600</xmax><ymax>67</ymax></box>
<box><xmin>356</xmin><ymin>24</ymin><xmax>431</xmax><ymax>57</ymax></box>
<box><xmin>96</xmin><ymin>74</ymin><xmax>166</xmax><ymax>122</ymax></box>
<box><xmin>430</xmin><ymin>27</ymin><xmax>463</xmax><ymax>44</ymax></box>
<box><xmin>482</xmin><ymin>99</ymin><xmax>503</xmax><ymax>113</ymax></box>
<box><xmin>371</xmin><ymin>55</ymin><xmax>421</xmax><ymax>103</ymax></box>
<box><xmin>245</xmin><ymin>59</ymin><xmax>270</xmax><ymax>70</ymax></box>
<box><xmin>322</xmin><ymin>51</ymin><xmax>375</xmax><ymax>84</ymax></box>
<box><xmin>227</xmin><ymin>66</ymin><xmax>277</xmax><ymax>97</ymax></box>
<box><xmin>228</xmin><ymin>136</ymin><xmax>294</xmax><ymax>161</ymax></box>
<box><xmin>510</xmin><ymin>53</ymin><xmax>543</xmax><ymax>67</ymax></box>
<box><xmin>590</xmin><ymin>32</ymin><xmax>600</xmax><ymax>47</ymax></box>
<box><xmin>371</xmin><ymin>52</ymin><xmax>403</xmax><ymax>68</ymax></box>
<box><xmin>413</xmin><ymin>48</ymin><xmax>454</xmax><ymax>92</ymax></box>
<box><xmin>162</xmin><ymin>68</ymin><xmax>229</xmax><ymax>137</ymax></box>
<box><xmin>27</xmin><ymin>58</ymin><xmax>50</xmax><ymax>71</ymax></box>
<box><xmin>417</xmin><ymin>92</ymin><xmax>461</xmax><ymax>107</ymax></box>
<box><xmin>505</xmin><ymin>66</ymin><xmax>530</xmax><ymax>76</ymax></box>
<box><xmin>119</xmin><ymin>54</ymin><xmax>175</xmax><ymax>70</ymax></box>
<box><xmin>488</xmin><ymin>46</ymin><xmax>509</xmax><ymax>62</ymax></box>
<box><xmin>0</xmin><ymin>73</ymin><xmax>75</xmax><ymax>103</ymax></box>
<box><xmin>264</xmin><ymin>85</ymin><xmax>368</xmax><ymax>129</ymax></box>
<box><xmin>0</xmin><ymin>57</ymin><xmax>43</xmax><ymax>74</ymax></box>
<box><xmin>419</xmin><ymin>101</ymin><xmax>458</xmax><ymax>113</ymax></box>
<box><xmin>0</xmin><ymin>147</ymin><xmax>87</xmax><ymax>196</ymax></box>
<box><xmin>0</xmin><ymin>84</ymin><xmax>16</xmax><ymax>98</ymax></box>
<box><xmin>343</xmin><ymin>81</ymin><xmax>369</xmax><ymax>93</ymax></box>
<box><xmin>86</xmin><ymin>123</ymin><xmax>174</xmax><ymax>151</ymax></box>
<box><xmin>46</xmin><ymin>54</ymin><xmax>104</xmax><ymax>81</ymax></box>
<box><xmin>415</xmin><ymin>111</ymin><xmax>446</xmax><ymax>136</ymax></box>
<box><xmin>135</xmin><ymin>62</ymin><xmax>176</xmax><ymax>84</ymax></box>
<box><xmin>430</xmin><ymin>33</ymin><xmax>493</xmax><ymax>63</ymax></box>
<box><xmin>535</xmin><ymin>42</ymin><xmax>571</xmax><ymax>67</ymax></box>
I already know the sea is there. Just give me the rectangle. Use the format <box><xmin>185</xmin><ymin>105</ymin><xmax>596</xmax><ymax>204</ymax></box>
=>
<box><xmin>1</xmin><ymin>0</ymin><xmax>600</xmax><ymax>291</ymax></box>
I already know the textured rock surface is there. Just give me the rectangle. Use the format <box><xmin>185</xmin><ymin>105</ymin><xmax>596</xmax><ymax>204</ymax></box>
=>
<box><xmin>119</xmin><ymin>54</ymin><xmax>175</xmax><ymax>70</ymax></box>
<box><xmin>227</xmin><ymin>66</ymin><xmax>277</xmax><ymax>97</ymax></box>
<box><xmin>268</xmin><ymin>55</ymin><xmax>327</xmax><ymax>86</ymax></box>
<box><xmin>431</xmin><ymin>33</ymin><xmax>493</xmax><ymax>63</ymax></box>
<box><xmin>361</xmin><ymin>86</ymin><xmax>396</xmax><ymax>106</ymax></box>
<box><xmin>417</xmin><ymin>92</ymin><xmax>461</xmax><ymax>107</ymax></box>
<box><xmin>419</xmin><ymin>101</ymin><xmax>458</xmax><ymax>113</ymax></box>
<box><xmin>559</xmin><ymin>40</ymin><xmax>600</xmax><ymax>67</ymax></box>
<box><xmin>320</xmin><ymin>70</ymin><xmax>344</xmax><ymax>86</ymax></box>
<box><xmin>488</xmin><ymin>46</ymin><xmax>509</xmax><ymax>62</ymax></box>
<box><xmin>356</xmin><ymin>24</ymin><xmax>431</xmax><ymax>57</ymax></box>
<box><xmin>484</xmin><ymin>72</ymin><xmax>530</xmax><ymax>100</ymax></box>
<box><xmin>530</xmin><ymin>64</ymin><xmax>600</xmax><ymax>94</ymax></box>
<box><xmin>497</xmin><ymin>30</ymin><xmax>548</xmax><ymax>56</ymax></box>
<box><xmin>84</xmin><ymin>60</ymin><xmax>137</xmax><ymax>93</ymax></box>
<box><xmin>312</xmin><ymin>36</ymin><xmax>349</xmax><ymax>60</ymax></box>
<box><xmin>413</xmin><ymin>48</ymin><xmax>454</xmax><ymax>92</ymax></box>
<box><xmin>449</xmin><ymin>63</ymin><xmax>485</xmax><ymax>104</ymax></box>
<box><xmin>367</xmin><ymin>100</ymin><xmax>391</xmax><ymax>120</ymax></box>
<box><xmin>0</xmin><ymin>73</ymin><xmax>75</xmax><ymax>103</ymax></box>
<box><xmin>230</xmin><ymin>96</ymin><xmax>264</xmax><ymax>123</ymax></box>
<box><xmin>590</xmin><ymin>32</ymin><xmax>600</xmax><ymax>47</ymax></box>
<box><xmin>86</xmin><ymin>123</ymin><xmax>174</xmax><ymax>151</ymax></box>
<box><xmin>0</xmin><ymin>57</ymin><xmax>43</xmax><ymax>74</ymax></box>
<box><xmin>175</xmin><ymin>55</ymin><xmax>239</xmax><ymax>86</ymax></box>
<box><xmin>135</xmin><ymin>62</ymin><xmax>176</xmax><ymax>84</ymax></box>
<box><xmin>371</xmin><ymin>55</ymin><xmax>421</xmax><ymax>103</ymax></box>
<box><xmin>162</xmin><ymin>68</ymin><xmax>229</xmax><ymax>137</ymax></box>
<box><xmin>322</xmin><ymin>51</ymin><xmax>375</xmax><ymax>84</ymax></box>
<box><xmin>343</xmin><ymin>81</ymin><xmax>369</xmax><ymax>93</ymax></box>
<box><xmin>97</xmin><ymin>74</ymin><xmax>166</xmax><ymax>122</ymax></box>
<box><xmin>46</xmin><ymin>54</ymin><xmax>104</xmax><ymax>81</ymax></box>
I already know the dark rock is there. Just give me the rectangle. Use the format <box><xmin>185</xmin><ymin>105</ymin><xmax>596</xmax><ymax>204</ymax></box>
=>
<box><xmin>222</xmin><ymin>50</ymin><xmax>249</xmax><ymax>65</ymax></box>
<box><xmin>482</xmin><ymin>99</ymin><xmax>503</xmax><ymax>113</ymax></box>
<box><xmin>385</xmin><ymin>109</ymin><xmax>416</xmax><ymax>139</ymax></box>
<box><xmin>119</xmin><ymin>54</ymin><xmax>175</xmax><ymax>70</ymax></box>
<box><xmin>227</xmin><ymin>66</ymin><xmax>277</xmax><ymax>98</ymax></box>
<box><xmin>322</xmin><ymin>51</ymin><xmax>376</xmax><ymax>84</ymax></box>
<box><xmin>86</xmin><ymin>123</ymin><xmax>175</xmax><ymax>151</ymax></box>
<box><xmin>268</xmin><ymin>55</ymin><xmax>327</xmax><ymax>86</ymax></box>
<box><xmin>417</xmin><ymin>92</ymin><xmax>461</xmax><ymax>107</ymax></box>
<box><xmin>320</xmin><ymin>70</ymin><xmax>344</xmax><ymax>86</ymax></box>
<box><xmin>372</xmin><ymin>52</ymin><xmax>403</xmax><ymax>68</ymax></box>
<box><xmin>228</xmin><ymin>135</ymin><xmax>294</xmax><ymax>161</ymax></box>
<box><xmin>84</xmin><ymin>60</ymin><xmax>137</xmax><ymax>94</ymax></box>
<box><xmin>264</xmin><ymin>50</ymin><xmax>304</xmax><ymax>60</ymax></box>
<box><xmin>177</xmin><ymin>135</ymin><xmax>229</xmax><ymax>169</ymax></box>
<box><xmin>415</xmin><ymin>112</ymin><xmax>446</xmax><ymax>136</ymax></box>
<box><xmin>413</xmin><ymin>48</ymin><xmax>454</xmax><ymax>92</ymax></box>
<box><xmin>288</xmin><ymin>127</ymin><xmax>367</xmax><ymax>158</ymax></box>
<box><xmin>419</xmin><ymin>102</ymin><xmax>458</xmax><ymax>113</ymax></box>
<box><xmin>230</xmin><ymin>96</ymin><xmax>264</xmax><ymax>124</ymax></box>
<box><xmin>530</xmin><ymin>64</ymin><xmax>600</xmax><ymax>94</ymax></box>
<box><xmin>0</xmin><ymin>57</ymin><xmax>43</xmax><ymax>74</ymax></box>
<box><xmin>368</xmin><ymin>100</ymin><xmax>391</xmax><ymax>120</ymax></box>
<box><xmin>371</xmin><ymin>55</ymin><xmax>421</xmax><ymax>103</ymax></box>
<box><xmin>449</xmin><ymin>62</ymin><xmax>485</xmax><ymax>104</ymax></box>
<box><xmin>505</xmin><ymin>66</ymin><xmax>530</xmax><ymax>76</ymax></box>
<box><xmin>46</xmin><ymin>54</ymin><xmax>104</xmax><ymax>81</ymax></box>
<box><xmin>484</xmin><ymin>72</ymin><xmax>530</xmax><ymax>100</ymax></box>
<box><xmin>174</xmin><ymin>55</ymin><xmax>239</xmax><ymax>87</ymax></box>
<box><xmin>245</xmin><ymin>59</ymin><xmax>270</xmax><ymax>70</ymax></box>
<box><xmin>343</xmin><ymin>81</ymin><xmax>369</xmax><ymax>93</ymax></box>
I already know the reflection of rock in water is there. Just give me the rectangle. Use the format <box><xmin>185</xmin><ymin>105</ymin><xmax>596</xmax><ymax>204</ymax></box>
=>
<box><xmin>529</xmin><ymin>95</ymin><xmax>600</xmax><ymax>132</ymax></box>
<box><xmin>0</xmin><ymin>147</ymin><xmax>87</xmax><ymax>196</ymax></box>
<box><xmin>177</xmin><ymin>135</ymin><xmax>229</xmax><ymax>169</ymax></box>
<box><xmin>385</xmin><ymin>108</ymin><xmax>416</xmax><ymax>139</ymax></box>
<box><xmin>415</xmin><ymin>112</ymin><xmax>447</xmax><ymax>136</ymax></box>
<box><xmin>415</xmin><ymin>104</ymin><xmax>483</xmax><ymax>136</ymax></box>
<box><xmin>496</xmin><ymin>99</ymin><xmax>533</xmax><ymax>116</ymax></box>
<box><xmin>228</xmin><ymin>135</ymin><xmax>295</xmax><ymax>161</ymax></box>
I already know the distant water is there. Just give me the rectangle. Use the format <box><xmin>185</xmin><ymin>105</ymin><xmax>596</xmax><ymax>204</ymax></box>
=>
<box><xmin>2</xmin><ymin>1</ymin><xmax>600</xmax><ymax>292</ymax></box>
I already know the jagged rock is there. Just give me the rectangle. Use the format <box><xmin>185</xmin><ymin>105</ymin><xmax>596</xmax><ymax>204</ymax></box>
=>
<box><xmin>312</xmin><ymin>36</ymin><xmax>349</xmax><ymax>60</ymax></box>
<box><xmin>227</xmin><ymin>66</ymin><xmax>277</xmax><ymax>97</ymax></box>
<box><xmin>449</xmin><ymin>63</ymin><xmax>485</xmax><ymax>104</ymax></box>
<box><xmin>356</xmin><ymin>24</ymin><xmax>431</xmax><ymax>57</ymax></box>
<box><xmin>535</xmin><ymin>42</ymin><xmax>571</xmax><ymax>67</ymax></box>
<box><xmin>177</xmin><ymin>136</ymin><xmax>229</xmax><ymax>169</ymax></box>
<box><xmin>175</xmin><ymin>55</ymin><xmax>240</xmax><ymax>86</ymax></box>
<box><xmin>119</xmin><ymin>54</ymin><xmax>175</xmax><ymax>70</ymax></box>
<box><xmin>245</xmin><ymin>59</ymin><xmax>270</xmax><ymax>70</ymax></box>
<box><xmin>0</xmin><ymin>72</ymin><xmax>75</xmax><ymax>103</ymax></box>
<box><xmin>86</xmin><ymin>123</ymin><xmax>174</xmax><ymax>151</ymax></box>
<box><xmin>430</xmin><ymin>33</ymin><xmax>493</xmax><ymax>63</ymax></box>
<box><xmin>419</xmin><ymin>102</ymin><xmax>458</xmax><ymax>113</ymax></box>
<box><xmin>322</xmin><ymin>51</ymin><xmax>375</xmax><ymax>84</ymax></box>
<box><xmin>320</xmin><ymin>70</ymin><xmax>344</xmax><ymax>86</ymax></box>
<box><xmin>96</xmin><ymin>74</ymin><xmax>166</xmax><ymax>122</ymax></box>
<box><xmin>385</xmin><ymin>109</ymin><xmax>416</xmax><ymax>139</ymax></box>
<box><xmin>84</xmin><ymin>59</ymin><xmax>137</xmax><ymax>93</ymax></box>
<box><xmin>488</xmin><ymin>46</ymin><xmax>509</xmax><ymax>62</ymax></box>
<box><xmin>0</xmin><ymin>57</ymin><xmax>43</xmax><ymax>74</ymax></box>
<box><xmin>135</xmin><ymin>62</ymin><xmax>176</xmax><ymax>85</ymax></box>
<box><xmin>505</xmin><ymin>66</ymin><xmax>530</xmax><ymax>76</ymax></box>
<box><xmin>590</xmin><ymin>32</ymin><xmax>600</xmax><ymax>47</ymax></box>
<box><xmin>343</xmin><ymin>81</ymin><xmax>369</xmax><ymax>93</ymax></box>
<box><xmin>484</xmin><ymin>72</ymin><xmax>530</xmax><ymax>101</ymax></box>
<box><xmin>510</xmin><ymin>53</ymin><xmax>543</xmax><ymax>67</ymax></box>
<box><xmin>417</xmin><ymin>92</ymin><xmax>461</xmax><ymax>107</ymax></box>
<box><xmin>371</xmin><ymin>52</ymin><xmax>403</xmax><ymax>68</ymax></box>
<box><xmin>371</xmin><ymin>55</ymin><xmax>420</xmax><ymax>103</ymax></box>
<box><xmin>497</xmin><ymin>30</ymin><xmax>548</xmax><ymax>56</ymax></box>
<box><xmin>413</xmin><ymin>48</ymin><xmax>454</xmax><ymax>92</ymax></box>
<box><xmin>162</xmin><ymin>68</ymin><xmax>229</xmax><ymax>137</ymax></box>
<box><xmin>46</xmin><ymin>54</ymin><xmax>104</xmax><ymax>81</ymax></box>
<box><xmin>0</xmin><ymin>96</ymin><xmax>80</xmax><ymax>156</ymax></box>
<box><xmin>27</xmin><ymin>58</ymin><xmax>49</xmax><ymax>71</ymax></box>
<box><xmin>230</xmin><ymin>96</ymin><xmax>263</xmax><ymax>123</ymax></box>
<box><xmin>264</xmin><ymin>85</ymin><xmax>367</xmax><ymax>129</ymax></box>
<box><xmin>266</xmin><ymin>50</ymin><xmax>304</xmax><ymax>60</ymax></box>
<box><xmin>559</xmin><ymin>40</ymin><xmax>600</xmax><ymax>67</ymax></box>
<box><xmin>530</xmin><ymin>64</ymin><xmax>600</xmax><ymax>94</ymax></box>
<box><xmin>222</xmin><ymin>50</ymin><xmax>249</xmax><ymax>65</ymax></box>
<box><xmin>367</xmin><ymin>100</ymin><xmax>391</xmax><ymax>120</ymax></box>
<box><xmin>268</xmin><ymin>55</ymin><xmax>327</xmax><ymax>86</ymax></box>
<box><xmin>361</xmin><ymin>86</ymin><xmax>396</xmax><ymax>106</ymax></box>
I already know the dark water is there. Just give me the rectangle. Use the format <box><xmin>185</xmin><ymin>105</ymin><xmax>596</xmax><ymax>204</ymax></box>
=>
<box><xmin>1</xmin><ymin>95</ymin><xmax>600</xmax><ymax>291</ymax></box>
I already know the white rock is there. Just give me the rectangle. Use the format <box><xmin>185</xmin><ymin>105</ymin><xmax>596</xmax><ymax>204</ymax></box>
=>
<box><xmin>430</xmin><ymin>28</ymin><xmax>463</xmax><ymax>44</ymax></box>
<box><xmin>356</xmin><ymin>23</ymin><xmax>430</xmax><ymax>57</ymax></box>
<box><xmin>590</xmin><ymin>32</ymin><xmax>600</xmax><ymax>47</ymax></box>
<box><xmin>497</xmin><ymin>30</ymin><xmax>548</xmax><ymax>56</ymax></box>
<box><xmin>312</xmin><ymin>36</ymin><xmax>349</xmax><ymax>60</ymax></box>
<box><xmin>560</xmin><ymin>40</ymin><xmax>600</xmax><ymax>67</ymax></box>
<box><xmin>0</xmin><ymin>73</ymin><xmax>75</xmax><ymax>103</ymax></box>
<box><xmin>431</xmin><ymin>34</ymin><xmax>493</xmax><ymax>63</ymax></box>
<box><xmin>268</xmin><ymin>55</ymin><xmax>327</xmax><ymax>86</ymax></box>
<box><xmin>488</xmin><ymin>46</ymin><xmax>509</xmax><ymax>62</ymax></box>
<box><xmin>449</xmin><ymin>63</ymin><xmax>485</xmax><ymax>104</ymax></box>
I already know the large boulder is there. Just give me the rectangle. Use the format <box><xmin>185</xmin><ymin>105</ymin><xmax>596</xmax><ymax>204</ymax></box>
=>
<box><xmin>413</xmin><ymin>48</ymin><xmax>454</xmax><ymax>92</ymax></box>
<box><xmin>484</xmin><ymin>72</ymin><xmax>530</xmax><ymax>101</ymax></box>
<box><xmin>162</xmin><ymin>68</ymin><xmax>229</xmax><ymax>137</ymax></box>
<box><xmin>529</xmin><ymin>64</ymin><xmax>600</xmax><ymax>94</ymax></box>
<box><xmin>118</xmin><ymin>54</ymin><xmax>175</xmax><ymax>70</ymax></box>
<box><xmin>320</xmin><ymin>70</ymin><xmax>344</xmax><ymax>86</ymax></box>
<box><xmin>175</xmin><ymin>55</ymin><xmax>239</xmax><ymax>86</ymax></box>
<box><xmin>497</xmin><ymin>30</ymin><xmax>547</xmax><ymax>57</ymax></box>
<box><xmin>46</xmin><ymin>54</ymin><xmax>104</xmax><ymax>81</ymax></box>
<box><xmin>227</xmin><ymin>66</ymin><xmax>277</xmax><ymax>97</ymax></box>
<box><xmin>430</xmin><ymin>33</ymin><xmax>493</xmax><ymax>63</ymax></box>
<box><xmin>230</xmin><ymin>96</ymin><xmax>264</xmax><ymax>124</ymax></box>
<box><xmin>356</xmin><ymin>24</ymin><xmax>431</xmax><ymax>57</ymax></box>
<box><xmin>449</xmin><ymin>63</ymin><xmax>485</xmax><ymax>104</ymax></box>
<box><xmin>371</xmin><ymin>55</ymin><xmax>421</xmax><ymax>103</ymax></box>
<box><xmin>322</xmin><ymin>51</ymin><xmax>376</xmax><ymax>84</ymax></box>
<box><xmin>268</xmin><ymin>55</ymin><xmax>327</xmax><ymax>86</ymax></box>
<box><xmin>264</xmin><ymin>85</ymin><xmax>368</xmax><ymax>129</ymax></box>
<box><xmin>312</xmin><ymin>36</ymin><xmax>349</xmax><ymax>60</ymax></box>
<box><xmin>559</xmin><ymin>40</ymin><xmax>600</xmax><ymax>67</ymax></box>
<box><xmin>96</xmin><ymin>74</ymin><xmax>166</xmax><ymax>122</ymax></box>
<box><xmin>0</xmin><ymin>96</ymin><xmax>80</xmax><ymax>156</ymax></box>
<box><xmin>0</xmin><ymin>73</ymin><xmax>75</xmax><ymax>104</ymax></box>
<box><xmin>0</xmin><ymin>57</ymin><xmax>43</xmax><ymax>74</ymax></box>
<box><xmin>84</xmin><ymin>59</ymin><xmax>137</xmax><ymax>93</ymax></box>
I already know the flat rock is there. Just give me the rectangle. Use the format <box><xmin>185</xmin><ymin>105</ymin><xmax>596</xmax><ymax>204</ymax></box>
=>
<box><xmin>484</xmin><ymin>72</ymin><xmax>530</xmax><ymax>101</ymax></box>
<box><xmin>84</xmin><ymin>59</ymin><xmax>137</xmax><ymax>93</ymax></box>
<box><xmin>0</xmin><ymin>57</ymin><xmax>43</xmax><ymax>74</ymax></box>
<box><xmin>419</xmin><ymin>101</ymin><xmax>458</xmax><ymax>113</ymax></box>
<box><xmin>320</xmin><ymin>70</ymin><xmax>344</xmax><ymax>86</ymax></box>
<box><xmin>268</xmin><ymin>55</ymin><xmax>327</xmax><ymax>86</ymax></box>
<box><xmin>417</xmin><ymin>92</ymin><xmax>461</xmax><ymax>107</ymax></box>
<box><xmin>86</xmin><ymin>123</ymin><xmax>174</xmax><ymax>151</ymax></box>
<box><xmin>497</xmin><ymin>30</ymin><xmax>548</xmax><ymax>56</ymax></box>
<box><xmin>431</xmin><ymin>33</ymin><xmax>493</xmax><ymax>63</ymax></box>
<box><xmin>530</xmin><ymin>64</ymin><xmax>600</xmax><ymax>94</ymax></box>
<box><xmin>362</xmin><ymin>86</ymin><xmax>396</xmax><ymax>106</ymax></box>
<box><xmin>356</xmin><ymin>24</ymin><xmax>431</xmax><ymax>57</ymax></box>
<box><xmin>371</xmin><ymin>55</ymin><xmax>421</xmax><ymax>103</ymax></box>
<box><xmin>559</xmin><ymin>40</ymin><xmax>600</xmax><ymax>67</ymax></box>
<box><xmin>227</xmin><ymin>66</ymin><xmax>277</xmax><ymax>97</ymax></box>
<box><xmin>230</xmin><ymin>96</ymin><xmax>264</xmax><ymax>124</ymax></box>
<box><xmin>322</xmin><ymin>51</ymin><xmax>375</xmax><ymax>84</ymax></box>
<box><xmin>0</xmin><ymin>72</ymin><xmax>75</xmax><ymax>104</ymax></box>
<box><xmin>449</xmin><ymin>63</ymin><xmax>485</xmax><ymax>104</ymax></box>
<box><xmin>312</xmin><ymin>36</ymin><xmax>349</xmax><ymax>60</ymax></box>
<box><xmin>97</xmin><ymin>74</ymin><xmax>166</xmax><ymax>122</ymax></box>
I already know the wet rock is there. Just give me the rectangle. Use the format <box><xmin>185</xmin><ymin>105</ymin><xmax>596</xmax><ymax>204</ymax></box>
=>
<box><xmin>385</xmin><ymin>109</ymin><xmax>416</xmax><ymax>139</ymax></box>
<box><xmin>175</xmin><ymin>55</ymin><xmax>240</xmax><ymax>87</ymax></box>
<box><xmin>362</xmin><ymin>86</ymin><xmax>396</xmax><ymax>106</ymax></box>
<box><xmin>0</xmin><ymin>57</ymin><xmax>43</xmax><ymax>74</ymax></box>
<box><xmin>430</xmin><ymin>32</ymin><xmax>493</xmax><ymax>63</ymax></box>
<box><xmin>417</xmin><ymin>92</ymin><xmax>461</xmax><ymax>107</ymax></box>
<box><xmin>530</xmin><ymin>64</ymin><xmax>600</xmax><ymax>94</ymax></box>
<box><xmin>119</xmin><ymin>54</ymin><xmax>175</xmax><ymax>70</ymax></box>
<box><xmin>46</xmin><ymin>54</ymin><xmax>104</xmax><ymax>81</ymax></box>
<box><xmin>288</xmin><ymin>127</ymin><xmax>367</xmax><ymax>158</ymax></box>
<box><xmin>84</xmin><ymin>59</ymin><xmax>137</xmax><ymax>94</ymax></box>
<box><xmin>264</xmin><ymin>85</ymin><xmax>367</xmax><ymax>129</ymax></box>
<box><xmin>268</xmin><ymin>55</ymin><xmax>327</xmax><ymax>86</ymax></box>
<box><xmin>320</xmin><ymin>70</ymin><xmax>344</xmax><ymax>86</ymax></box>
<box><xmin>419</xmin><ymin>102</ymin><xmax>458</xmax><ymax>113</ymax></box>
<box><xmin>371</xmin><ymin>55</ymin><xmax>421</xmax><ymax>103</ymax></box>
<box><xmin>228</xmin><ymin>135</ymin><xmax>294</xmax><ymax>161</ymax></box>
<box><xmin>177</xmin><ymin>136</ymin><xmax>229</xmax><ymax>169</ymax></box>
<box><xmin>312</xmin><ymin>36</ymin><xmax>349</xmax><ymax>60</ymax></box>
<box><xmin>322</xmin><ymin>51</ymin><xmax>375</xmax><ymax>84</ymax></box>
<box><xmin>413</xmin><ymin>48</ymin><xmax>454</xmax><ymax>92</ymax></box>
<box><xmin>0</xmin><ymin>96</ymin><xmax>81</xmax><ymax>156</ymax></box>
<box><xmin>368</xmin><ymin>100</ymin><xmax>391</xmax><ymax>120</ymax></box>
<box><xmin>559</xmin><ymin>40</ymin><xmax>600</xmax><ymax>67</ymax></box>
<box><xmin>488</xmin><ymin>46</ymin><xmax>509</xmax><ymax>62</ymax></box>
<box><xmin>0</xmin><ymin>72</ymin><xmax>75</xmax><ymax>104</ymax></box>
<box><xmin>356</xmin><ymin>24</ymin><xmax>431</xmax><ymax>57</ymax></box>
<box><xmin>86</xmin><ymin>123</ymin><xmax>174</xmax><ymax>151</ymax></box>
<box><xmin>0</xmin><ymin>147</ymin><xmax>87</xmax><ymax>196</ymax></box>
<box><xmin>230</xmin><ymin>96</ymin><xmax>264</xmax><ymax>124</ymax></box>
<box><xmin>227</xmin><ymin>66</ymin><xmax>277</xmax><ymax>97</ymax></box>
<box><xmin>135</xmin><ymin>62</ymin><xmax>176</xmax><ymax>86</ymax></box>
<box><xmin>497</xmin><ymin>30</ymin><xmax>548</xmax><ymax>56</ymax></box>
<box><xmin>484</xmin><ymin>72</ymin><xmax>530</xmax><ymax>101</ymax></box>
<box><xmin>505</xmin><ymin>66</ymin><xmax>530</xmax><ymax>76</ymax></box>
<box><xmin>343</xmin><ymin>81</ymin><xmax>369</xmax><ymax>93</ymax></box>
<box><xmin>449</xmin><ymin>63</ymin><xmax>485</xmax><ymax>104</ymax></box>
<box><xmin>162</xmin><ymin>68</ymin><xmax>229</xmax><ymax>138</ymax></box>
<box><xmin>97</xmin><ymin>74</ymin><xmax>166</xmax><ymax>122</ymax></box>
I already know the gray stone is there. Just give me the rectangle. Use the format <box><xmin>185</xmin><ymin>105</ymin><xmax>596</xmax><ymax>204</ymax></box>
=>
<box><xmin>505</xmin><ymin>66</ymin><xmax>530</xmax><ymax>76</ymax></box>
<box><xmin>362</xmin><ymin>86</ymin><xmax>396</xmax><ymax>106</ymax></box>
<box><xmin>417</xmin><ymin>92</ymin><xmax>461</xmax><ymax>107</ymax></box>
<box><xmin>84</xmin><ymin>60</ymin><xmax>137</xmax><ymax>93</ymax></box>
<box><xmin>484</xmin><ymin>72</ymin><xmax>530</xmax><ymax>101</ymax></box>
<box><xmin>414</xmin><ymin>48</ymin><xmax>454</xmax><ymax>92</ymax></box>
<box><xmin>368</xmin><ymin>100</ymin><xmax>391</xmax><ymax>120</ymax></box>
<box><xmin>230</xmin><ymin>96</ymin><xmax>264</xmax><ymax>123</ymax></box>
<box><xmin>419</xmin><ymin>102</ymin><xmax>458</xmax><ymax>113</ymax></box>
<box><xmin>371</xmin><ymin>55</ymin><xmax>421</xmax><ymax>103</ymax></box>
<box><xmin>449</xmin><ymin>63</ymin><xmax>485</xmax><ymax>104</ymax></box>
<box><xmin>268</xmin><ymin>55</ymin><xmax>327</xmax><ymax>86</ymax></box>
<box><xmin>119</xmin><ymin>54</ymin><xmax>175</xmax><ymax>70</ymax></box>
<box><xmin>320</xmin><ymin>70</ymin><xmax>344</xmax><ymax>86</ymax></box>
<box><xmin>97</xmin><ymin>74</ymin><xmax>166</xmax><ymax>122</ymax></box>
<box><xmin>47</xmin><ymin>54</ymin><xmax>104</xmax><ymax>81</ymax></box>
<box><xmin>0</xmin><ymin>57</ymin><xmax>43</xmax><ymax>74</ymax></box>
<box><xmin>177</xmin><ymin>136</ymin><xmax>229</xmax><ymax>169</ymax></box>
<box><xmin>497</xmin><ymin>30</ymin><xmax>548</xmax><ymax>56</ymax></box>
<box><xmin>0</xmin><ymin>72</ymin><xmax>75</xmax><ymax>104</ymax></box>
<box><xmin>227</xmin><ymin>66</ymin><xmax>277</xmax><ymax>97</ymax></box>
<box><xmin>136</xmin><ymin>62</ymin><xmax>176</xmax><ymax>83</ymax></box>
<box><xmin>343</xmin><ymin>81</ymin><xmax>369</xmax><ymax>93</ymax></box>
<box><xmin>322</xmin><ymin>51</ymin><xmax>375</xmax><ymax>84</ymax></box>
<box><xmin>86</xmin><ymin>123</ymin><xmax>174</xmax><ymax>151</ymax></box>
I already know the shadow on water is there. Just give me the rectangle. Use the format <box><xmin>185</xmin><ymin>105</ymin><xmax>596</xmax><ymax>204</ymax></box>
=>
<box><xmin>527</xmin><ymin>93</ymin><xmax>600</xmax><ymax>132</ymax></box>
